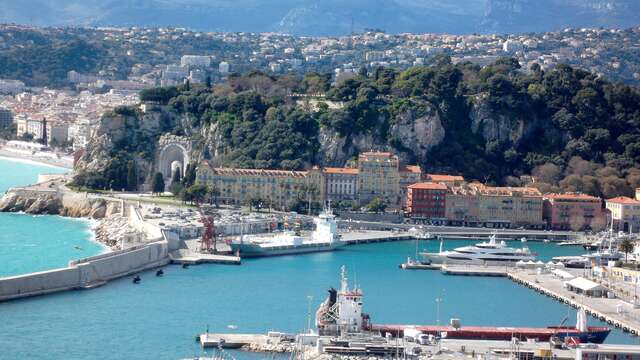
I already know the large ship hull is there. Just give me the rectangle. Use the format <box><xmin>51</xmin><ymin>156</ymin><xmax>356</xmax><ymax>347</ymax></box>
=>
<box><xmin>371</xmin><ymin>324</ymin><xmax>610</xmax><ymax>343</ymax></box>
<box><xmin>420</xmin><ymin>252</ymin><xmax>534</xmax><ymax>266</ymax></box>
<box><xmin>230</xmin><ymin>242</ymin><xmax>344</xmax><ymax>257</ymax></box>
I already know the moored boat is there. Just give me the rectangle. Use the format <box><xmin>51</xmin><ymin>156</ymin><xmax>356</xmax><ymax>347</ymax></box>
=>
<box><xmin>419</xmin><ymin>234</ymin><xmax>536</xmax><ymax>266</ymax></box>
<box><xmin>316</xmin><ymin>266</ymin><xmax>610</xmax><ymax>343</ymax></box>
<box><xmin>229</xmin><ymin>207</ymin><xmax>342</xmax><ymax>257</ymax></box>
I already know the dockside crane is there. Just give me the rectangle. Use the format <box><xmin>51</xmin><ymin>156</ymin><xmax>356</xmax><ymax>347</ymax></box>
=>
<box><xmin>199</xmin><ymin>207</ymin><xmax>217</xmax><ymax>254</ymax></box>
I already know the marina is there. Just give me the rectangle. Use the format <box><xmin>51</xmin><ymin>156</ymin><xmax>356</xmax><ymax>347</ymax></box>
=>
<box><xmin>192</xmin><ymin>267</ymin><xmax>626</xmax><ymax>360</ymax></box>
<box><xmin>2</xmin><ymin>161</ymin><xmax>640</xmax><ymax>359</ymax></box>
<box><xmin>507</xmin><ymin>269</ymin><xmax>640</xmax><ymax>336</ymax></box>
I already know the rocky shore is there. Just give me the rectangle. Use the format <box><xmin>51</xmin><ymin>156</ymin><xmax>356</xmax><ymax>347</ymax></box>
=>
<box><xmin>0</xmin><ymin>183</ymin><xmax>143</xmax><ymax>251</ymax></box>
<box><xmin>93</xmin><ymin>216</ymin><xmax>146</xmax><ymax>250</ymax></box>
<box><xmin>0</xmin><ymin>190</ymin><xmax>121</xmax><ymax>219</ymax></box>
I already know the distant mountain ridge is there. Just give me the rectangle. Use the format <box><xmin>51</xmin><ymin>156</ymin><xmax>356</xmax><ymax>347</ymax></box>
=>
<box><xmin>2</xmin><ymin>0</ymin><xmax>639</xmax><ymax>35</ymax></box>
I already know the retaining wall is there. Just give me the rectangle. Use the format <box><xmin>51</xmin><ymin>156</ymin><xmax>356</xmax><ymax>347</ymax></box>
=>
<box><xmin>0</xmin><ymin>241</ymin><xmax>169</xmax><ymax>302</ymax></box>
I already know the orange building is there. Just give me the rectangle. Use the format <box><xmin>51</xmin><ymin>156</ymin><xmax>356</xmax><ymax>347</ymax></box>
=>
<box><xmin>407</xmin><ymin>182</ymin><xmax>448</xmax><ymax>219</ymax></box>
<box><xmin>543</xmin><ymin>193</ymin><xmax>604</xmax><ymax>231</ymax></box>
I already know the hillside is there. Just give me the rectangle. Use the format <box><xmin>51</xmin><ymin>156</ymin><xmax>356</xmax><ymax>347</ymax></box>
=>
<box><xmin>73</xmin><ymin>58</ymin><xmax>640</xmax><ymax>200</ymax></box>
<box><xmin>2</xmin><ymin>0</ymin><xmax>639</xmax><ymax>36</ymax></box>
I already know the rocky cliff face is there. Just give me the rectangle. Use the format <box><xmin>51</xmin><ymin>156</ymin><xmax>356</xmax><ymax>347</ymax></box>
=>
<box><xmin>470</xmin><ymin>99</ymin><xmax>528</xmax><ymax>145</ymax></box>
<box><xmin>0</xmin><ymin>191</ymin><xmax>62</xmax><ymax>215</ymax></box>
<box><xmin>389</xmin><ymin>107</ymin><xmax>445</xmax><ymax>163</ymax></box>
<box><xmin>0</xmin><ymin>189</ymin><xmax>121</xmax><ymax>219</ymax></box>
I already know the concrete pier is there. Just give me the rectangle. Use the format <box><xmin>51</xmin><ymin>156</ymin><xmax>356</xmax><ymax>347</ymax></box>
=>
<box><xmin>194</xmin><ymin>331</ymin><xmax>640</xmax><ymax>359</ymax></box>
<box><xmin>507</xmin><ymin>269</ymin><xmax>640</xmax><ymax>336</ymax></box>
<box><xmin>169</xmin><ymin>251</ymin><xmax>241</xmax><ymax>265</ymax></box>
<box><xmin>441</xmin><ymin>265</ymin><xmax>508</xmax><ymax>277</ymax></box>
<box><xmin>340</xmin><ymin>230</ymin><xmax>414</xmax><ymax>244</ymax></box>
<box><xmin>198</xmin><ymin>332</ymin><xmax>294</xmax><ymax>352</ymax></box>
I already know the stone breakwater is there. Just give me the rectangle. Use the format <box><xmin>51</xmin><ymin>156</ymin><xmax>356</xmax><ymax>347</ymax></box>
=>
<box><xmin>94</xmin><ymin>216</ymin><xmax>146</xmax><ymax>250</ymax></box>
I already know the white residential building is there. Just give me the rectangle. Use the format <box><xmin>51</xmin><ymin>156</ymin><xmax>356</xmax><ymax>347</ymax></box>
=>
<box><xmin>0</xmin><ymin>79</ymin><xmax>25</xmax><ymax>94</ymax></box>
<box><xmin>219</xmin><ymin>61</ymin><xmax>230</xmax><ymax>74</ymax></box>
<box><xmin>180</xmin><ymin>55</ymin><xmax>211</xmax><ymax>68</ymax></box>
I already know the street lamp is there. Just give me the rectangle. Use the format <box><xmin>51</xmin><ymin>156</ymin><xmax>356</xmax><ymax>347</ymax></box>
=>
<box><xmin>435</xmin><ymin>295</ymin><xmax>443</xmax><ymax>326</ymax></box>
<box><xmin>306</xmin><ymin>295</ymin><xmax>313</xmax><ymax>333</ymax></box>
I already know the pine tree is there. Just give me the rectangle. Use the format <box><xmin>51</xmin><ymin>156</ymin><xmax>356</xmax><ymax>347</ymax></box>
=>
<box><xmin>126</xmin><ymin>160</ymin><xmax>137</xmax><ymax>192</ymax></box>
<box><xmin>152</xmin><ymin>172</ymin><xmax>165</xmax><ymax>195</ymax></box>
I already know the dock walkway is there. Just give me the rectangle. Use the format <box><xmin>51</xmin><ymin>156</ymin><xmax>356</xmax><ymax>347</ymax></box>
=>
<box><xmin>507</xmin><ymin>269</ymin><xmax>640</xmax><ymax>335</ymax></box>
<box><xmin>441</xmin><ymin>265</ymin><xmax>508</xmax><ymax>277</ymax></box>
<box><xmin>199</xmin><ymin>333</ymin><xmax>268</xmax><ymax>348</ymax></box>
<box><xmin>340</xmin><ymin>230</ymin><xmax>414</xmax><ymax>244</ymax></box>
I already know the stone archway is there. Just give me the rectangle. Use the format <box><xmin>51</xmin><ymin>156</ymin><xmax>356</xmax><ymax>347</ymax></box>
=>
<box><xmin>156</xmin><ymin>135</ymin><xmax>192</xmax><ymax>185</ymax></box>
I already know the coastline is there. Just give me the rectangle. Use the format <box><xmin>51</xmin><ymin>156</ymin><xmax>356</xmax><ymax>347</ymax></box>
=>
<box><xmin>79</xmin><ymin>216</ymin><xmax>113</xmax><ymax>255</ymax></box>
<box><xmin>0</xmin><ymin>148</ymin><xmax>73</xmax><ymax>170</ymax></box>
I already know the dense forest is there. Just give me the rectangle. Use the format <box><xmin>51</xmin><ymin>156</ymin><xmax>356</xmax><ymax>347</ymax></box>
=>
<box><xmin>76</xmin><ymin>56</ymin><xmax>640</xmax><ymax>199</ymax></box>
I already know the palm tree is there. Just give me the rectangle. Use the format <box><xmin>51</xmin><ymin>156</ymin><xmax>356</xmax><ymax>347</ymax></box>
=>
<box><xmin>620</xmin><ymin>238</ymin><xmax>635</xmax><ymax>264</ymax></box>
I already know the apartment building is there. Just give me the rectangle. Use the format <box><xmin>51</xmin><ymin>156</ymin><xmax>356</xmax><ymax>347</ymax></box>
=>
<box><xmin>543</xmin><ymin>193</ymin><xmax>604</xmax><ymax>231</ymax></box>
<box><xmin>444</xmin><ymin>183</ymin><xmax>544</xmax><ymax>228</ymax></box>
<box><xmin>196</xmin><ymin>161</ymin><xmax>321</xmax><ymax>208</ymax></box>
<box><xmin>407</xmin><ymin>182</ymin><xmax>447</xmax><ymax>220</ymax></box>
<box><xmin>399</xmin><ymin>165</ymin><xmax>422</xmax><ymax>207</ymax></box>
<box><xmin>196</xmin><ymin>151</ymin><xmax>423</xmax><ymax>211</ymax></box>
<box><xmin>46</xmin><ymin>121</ymin><xmax>69</xmax><ymax>146</ymax></box>
<box><xmin>606</xmin><ymin>196</ymin><xmax>640</xmax><ymax>233</ymax></box>
<box><xmin>0</xmin><ymin>107</ymin><xmax>13</xmax><ymax>127</ymax></box>
<box><xmin>357</xmin><ymin>152</ymin><xmax>401</xmax><ymax>207</ymax></box>
<box><xmin>322</xmin><ymin>167</ymin><xmax>359</xmax><ymax>203</ymax></box>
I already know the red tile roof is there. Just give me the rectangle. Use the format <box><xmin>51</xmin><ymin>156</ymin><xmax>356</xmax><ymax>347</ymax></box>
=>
<box><xmin>323</xmin><ymin>167</ymin><xmax>359</xmax><ymax>175</ymax></box>
<box><xmin>607</xmin><ymin>196</ymin><xmax>640</xmax><ymax>204</ymax></box>
<box><xmin>426</xmin><ymin>174</ymin><xmax>464</xmax><ymax>182</ymax></box>
<box><xmin>402</xmin><ymin>165</ymin><xmax>422</xmax><ymax>174</ymax></box>
<box><xmin>544</xmin><ymin>193</ymin><xmax>601</xmax><ymax>202</ymax></box>
<box><xmin>360</xmin><ymin>151</ymin><xmax>393</xmax><ymax>156</ymax></box>
<box><xmin>408</xmin><ymin>182</ymin><xmax>448</xmax><ymax>190</ymax></box>
<box><xmin>200</xmin><ymin>161</ymin><xmax>308</xmax><ymax>178</ymax></box>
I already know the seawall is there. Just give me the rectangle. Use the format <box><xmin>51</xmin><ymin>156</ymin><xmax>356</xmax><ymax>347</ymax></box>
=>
<box><xmin>0</xmin><ymin>240</ymin><xmax>169</xmax><ymax>302</ymax></box>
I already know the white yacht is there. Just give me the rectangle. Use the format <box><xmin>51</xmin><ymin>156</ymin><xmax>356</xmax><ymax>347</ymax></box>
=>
<box><xmin>419</xmin><ymin>234</ymin><xmax>536</xmax><ymax>265</ymax></box>
<box><xmin>229</xmin><ymin>207</ymin><xmax>343</xmax><ymax>257</ymax></box>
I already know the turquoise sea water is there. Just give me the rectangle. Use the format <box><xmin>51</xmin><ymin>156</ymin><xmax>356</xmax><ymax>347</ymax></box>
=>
<box><xmin>0</xmin><ymin>158</ymin><xmax>105</xmax><ymax>277</ymax></box>
<box><xmin>0</xmin><ymin>159</ymin><xmax>638</xmax><ymax>359</ymax></box>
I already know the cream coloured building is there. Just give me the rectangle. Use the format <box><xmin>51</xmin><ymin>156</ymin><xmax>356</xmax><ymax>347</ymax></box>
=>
<box><xmin>445</xmin><ymin>183</ymin><xmax>544</xmax><ymax>228</ymax></box>
<box><xmin>322</xmin><ymin>167</ymin><xmax>359</xmax><ymax>203</ymax></box>
<box><xmin>357</xmin><ymin>152</ymin><xmax>401</xmax><ymax>207</ymax></box>
<box><xmin>196</xmin><ymin>161</ymin><xmax>322</xmax><ymax>209</ymax></box>
<box><xmin>606</xmin><ymin>196</ymin><xmax>640</xmax><ymax>233</ymax></box>
<box><xmin>195</xmin><ymin>151</ymin><xmax>423</xmax><ymax>211</ymax></box>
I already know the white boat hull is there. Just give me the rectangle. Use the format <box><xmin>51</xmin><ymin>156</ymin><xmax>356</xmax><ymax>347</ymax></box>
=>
<box><xmin>421</xmin><ymin>252</ymin><xmax>535</xmax><ymax>266</ymax></box>
<box><xmin>230</xmin><ymin>241</ymin><xmax>344</xmax><ymax>257</ymax></box>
